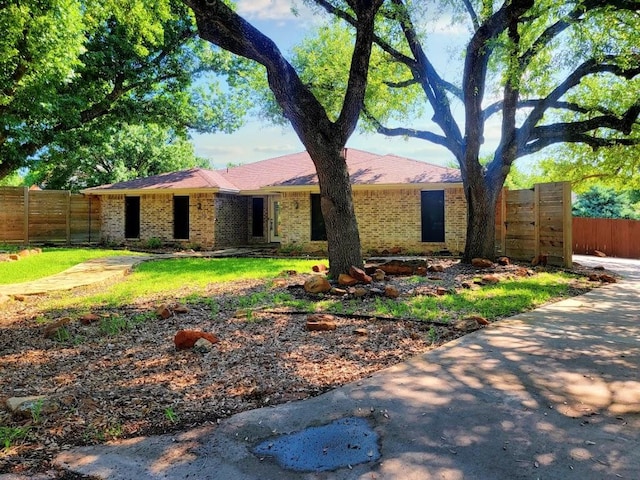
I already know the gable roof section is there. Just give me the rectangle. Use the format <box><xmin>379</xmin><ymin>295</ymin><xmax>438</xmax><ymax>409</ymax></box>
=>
<box><xmin>217</xmin><ymin>148</ymin><xmax>461</xmax><ymax>190</ymax></box>
<box><xmin>83</xmin><ymin>149</ymin><xmax>462</xmax><ymax>195</ymax></box>
<box><xmin>84</xmin><ymin>168</ymin><xmax>239</xmax><ymax>194</ymax></box>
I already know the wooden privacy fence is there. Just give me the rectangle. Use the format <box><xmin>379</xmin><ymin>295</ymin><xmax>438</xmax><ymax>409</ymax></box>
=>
<box><xmin>495</xmin><ymin>182</ymin><xmax>573</xmax><ymax>267</ymax></box>
<box><xmin>0</xmin><ymin>187</ymin><xmax>100</xmax><ymax>245</ymax></box>
<box><xmin>573</xmin><ymin>217</ymin><xmax>640</xmax><ymax>259</ymax></box>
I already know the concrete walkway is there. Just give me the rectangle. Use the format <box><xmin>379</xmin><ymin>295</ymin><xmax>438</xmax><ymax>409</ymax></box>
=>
<box><xmin>46</xmin><ymin>256</ymin><xmax>639</xmax><ymax>480</ymax></box>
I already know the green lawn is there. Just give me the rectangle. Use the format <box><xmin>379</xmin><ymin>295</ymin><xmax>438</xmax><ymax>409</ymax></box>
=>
<box><xmin>40</xmin><ymin>257</ymin><xmax>324</xmax><ymax>309</ymax></box>
<box><xmin>0</xmin><ymin>248</ymin><xmax>142</xmax><ymax>284</ymax></box>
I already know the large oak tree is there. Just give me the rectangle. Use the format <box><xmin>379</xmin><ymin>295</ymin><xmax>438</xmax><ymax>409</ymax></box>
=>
<box><xmin>297</xmin><ymin>0</ymin><xmax>640</xmax><ymax>261</ymax></box>
<box><xmin>183</xmin><ymin>0</ymin><xmax>384</xmax><ymax>276</ymax></box>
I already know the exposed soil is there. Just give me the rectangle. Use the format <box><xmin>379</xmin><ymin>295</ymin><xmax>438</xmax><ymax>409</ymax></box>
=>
<box><xmin>0</xmin><ymin>258</ymin><xmax>607</xmax><ymax>477</ymax></box>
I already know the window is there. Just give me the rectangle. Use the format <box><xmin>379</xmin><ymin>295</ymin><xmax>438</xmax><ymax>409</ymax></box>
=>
<box><xmin>124</xmin><ymin>196</ymin><xmax>140</xmax><ymax>239</ymax></box>
<box><xmin>310</xmin><ymin>194</ymin><xmax>327</xmax><ymax>241</ymax></box>
<box><xmin>173</xmin><ymin>196</ymin><xmax>189</xmax><ymax>240</ymax></box>
<box><xmin>421</xmin><ymin>190</ymin><xmax>445</xmax><ymax>242</ymax></box>
<box><xmin>252</xmin><ymin>198</ymin><xmax>264</xmax><ymax>237</ymax></box>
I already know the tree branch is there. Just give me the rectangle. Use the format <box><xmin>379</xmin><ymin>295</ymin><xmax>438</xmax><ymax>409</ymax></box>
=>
<box><xmin>363</xmin><ymin>108</ymin><xmax>452</xmax><ymax>150</ymax></box>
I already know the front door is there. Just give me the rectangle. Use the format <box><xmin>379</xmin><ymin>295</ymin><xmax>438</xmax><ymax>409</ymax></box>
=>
<box><xmin>268</xmin><ymin>196</ymin><xmax>281</xmax><ymax>243</ymax></box>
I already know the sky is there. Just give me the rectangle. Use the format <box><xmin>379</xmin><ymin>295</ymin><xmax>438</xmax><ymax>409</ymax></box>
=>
<box><xmin>191</xmin><ymin>1</ymin><xmax>503</xmax><ymax>170</ymax></box>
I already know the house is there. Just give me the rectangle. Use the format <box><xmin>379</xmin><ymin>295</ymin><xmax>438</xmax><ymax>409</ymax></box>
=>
<box><xmin>83</xmin><ymin>149</ymin><xmax>467</xmax><ymax>254</ymax></box>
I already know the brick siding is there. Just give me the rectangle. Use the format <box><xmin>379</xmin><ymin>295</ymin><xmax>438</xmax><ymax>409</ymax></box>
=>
<box><xmin>279</xmin><ymin>187</ymin><xmax>467</xmax><ymax>254</ymax></box>
<box><xmin>213</xmin><ymin>194</ymin><xmax>248</xmax><ymax>247</ymax></box>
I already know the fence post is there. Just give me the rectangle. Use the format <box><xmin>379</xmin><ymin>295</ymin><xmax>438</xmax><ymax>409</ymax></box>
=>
<box><xmin>534</xmin><ymin>184</ymin><xmax>540</xmax><ymax>261</ymax></box>
<box><xmin>66</xmin><ymin>190</ymin><xmax>72</xmax><ymax>245</ymax></box>
<box><xmin>562</xmin><ymin>182</ymin><xmax>573</xmax><ymax>267</ymax></box>
<box><xmin>23</xmin><ymin>186</ymin><xmax>29</xmax><ymax>245</ymax></box>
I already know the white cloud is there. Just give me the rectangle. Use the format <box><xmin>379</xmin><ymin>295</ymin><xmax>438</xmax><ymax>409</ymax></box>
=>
<box><xmin>236</xmin><ymin>0</ymin><xmax>311</xmax><ymax>22</ymax></box>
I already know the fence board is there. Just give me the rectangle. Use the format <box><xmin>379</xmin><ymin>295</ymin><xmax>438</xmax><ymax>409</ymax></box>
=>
<box><xmin>0</xmin><ymin>187</ymin><xmax>100</xmax><ymax>244</ymax></box>
<box><xmin>573</xmin><ymin>217</ymin><xmax>640</xmax><ymax>258</ymax></box>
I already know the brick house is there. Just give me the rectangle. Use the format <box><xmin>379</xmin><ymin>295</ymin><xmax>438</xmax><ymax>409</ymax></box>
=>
<box><xmin>83</xmin><ymin>149</ymin><xmax>467</xmax><ymax>254</ymax></box>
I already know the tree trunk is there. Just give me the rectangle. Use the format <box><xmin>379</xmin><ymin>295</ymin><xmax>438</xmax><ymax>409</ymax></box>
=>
<box><xmin>312</xmin><ymin>148</ymin><xmax>363</xmax><ymax>278</ymax></box>
<box><xmin>462</xmin><ymin>177</ymin><xmax>499</xmax><ymax>262</ymax></box>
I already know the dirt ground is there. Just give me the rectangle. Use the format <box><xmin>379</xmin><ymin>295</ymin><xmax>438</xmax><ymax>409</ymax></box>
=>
<box><xmin>0</xmin><ymin>258</ymin><xmax>606</xmax><ymax>477</ymax></box>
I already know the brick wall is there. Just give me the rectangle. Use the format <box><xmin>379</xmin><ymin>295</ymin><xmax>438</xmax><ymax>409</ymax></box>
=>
<box><xmin>139</xmin><ymin>194</ymin><xmax>173</xmax><ymax>241</ymax></box>
<box><xmin>190</xmin><ymin>193</ymin><xmax>215</xmax><ymax>248</ymax></box>
<box><xmin>214</xmin><ymin>193</ymin><xmax>248</xmax><ymax>246</ymax></box>
<box><xmin>278</xmin><ymin>187</ymin><xmax>468</xmax><ymax>254</ymax></box>
<box><xmin>100</xmin><ymin>194</ymin><xmax>125</xmax><ymax>244</ymax></box>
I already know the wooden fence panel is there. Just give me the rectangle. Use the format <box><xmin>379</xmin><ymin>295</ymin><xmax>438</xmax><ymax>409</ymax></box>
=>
<box><xmin>573</xmin><ymin>217</ymin><xmax>640</xmax><ymax>259</ymax></box>
<box><xmin>0</xmin><ymin>187</ymin><xmax>100</xmax><ymax>244</ymax></box>
<box><xmin>498</xmin><ymin>182</ymin><xmax>572</xmax><ymax>267</ymax></box>
<box><xmin>0</xmin><ymin>187</ymin><xmax>26</xmax><ymax>243</ymax></box>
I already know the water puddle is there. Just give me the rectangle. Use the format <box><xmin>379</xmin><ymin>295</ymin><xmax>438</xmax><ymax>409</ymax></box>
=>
<box><xmin>253</xmin><ymin>417</ymin><xmax>380</xmax><ymax>472</ymax></box>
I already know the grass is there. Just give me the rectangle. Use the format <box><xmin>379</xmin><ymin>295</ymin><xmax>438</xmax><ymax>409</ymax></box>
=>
<box><xmin>0</xmin><ymin>426</ymin><xmax>30</xmax><ymax>450</ymax></box>
<box><xmin>374</xmin><ymin>272</ymin><xmax>575</xmax><ymax>322</ymax></box>
<box><xmin>40</xmin><ymin>257</ymin><xmax>322</xmax><ymax>310</ymax></box>
<box><xmin>0</xmin><ymin>248</ymin><xmax>142</xmax><ymax>284</ymax></box>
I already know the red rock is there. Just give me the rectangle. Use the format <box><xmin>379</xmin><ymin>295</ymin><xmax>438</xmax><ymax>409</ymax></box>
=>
<box><xmin>427</xmin><ymin>264</ymin><xmax>444</xmax><ymax>272</ymax></box>
<box><xmin>435</xmin><ymin>287</ymin><xmax>448</xmax><ymax>296</ymax></box>
<box><xmin>156</xmin><ymin>304</ymin><xmax>172</xmax><ymax>319</ymax></box>
<box><xmin>481</xmin><ymin>274</ymin><xmax>500</xmax><ymax>285</ymax></box>
<box><xmin>349</xmin><ymin>266</ymin><xmax>372</xmax><ymax>284</ymax></box>
<box><xmin>338</xmin><ymin>273</ymin><xmax>358</xmax><ymax>286</ymax></box>
<box><xmin>44</xmin><ymin>317</ymin><xmax>72</xmax><ymax>339</ymax></box>
<box><xmin>329</xmin><ymin>287</ymin><xmax>348</xmax><ymax>295</ymax></box>
<box><xmin>18</xmin><ymin>249</ymin><xmax>30</xmax><ymax>257</ymax></box>
<box><xmin>79</xmin><ymin>313</ymin><xmax>101</xmax><ymax>325</ymax></box>
<box><xmin>593</xmin><ymin>265</ymin><xmax>605</xmax><ymax>271</ymax></box>
<box><xmin>312</xmin><ymin>264</ymin><xmax>328</xmax><ymax>273</ymax></box>
<box><xmin>514</xmin><ymin>268</ymin><xmax>529</xmax><ymax>277</ymax></box>
<box><xmin>304</xmin><ymin>275</ymin><xmax>331</xmax><ymax>294</ymax></box>
<box><xmin>353</xmin><ymin>287</ymin><xmax>367</xmax><ymax>297</ymax></box>
<box><xmin>466</xmin><ymin>315</ymin><xmax>490</xmax><ymax>326</ymax></box>
<box><xmin>174</xmin><ymin>330</ymin><xmax>219</xmax><ymax>350</ymax></box>
<box><xmin>599</xmin><ymin>274</ymin><xmax>616</xmax><ymax>283</ymax></box>
<box><xmin>8</xmin><ymin>254</ymin><xmax>19</xmax><ymax>261</ymax></box>
<box><xmin>588</xmin><ymin>273</ymin><xmax>600</xmax><ymax>282</ymax></box>
<box><xmin>384</xmin><ymin>285</ymin><xmax>400</xmax><ymax>298</ymax></box>
<box><xmin>354</xmin><ymin>328</ymin><xmax>368</xmax><ymax>336</ymax></box>
<box><xmin>306</xmin><ymin>314</ymin><xmax>337</xmax><ymax>331</ymax></box>
<box><xmin>389</xmin><ymin>246</ymin><xmax>402</xmax><ymax>255</ymax></box>
<box><xmin>497</xmin><ymin>256</ymin><xmax>510</xmax><ymax>266</ymax></box>
<box><xmin>594</xmin><ymin>250</ymin><xmax>607</xmax><ymax>257</ymax></box>
<box><xmin>471</xmin><ymin>258</ymin><xmax>493</xmax><ymax>269</ymax></box>
<box><xmin>376</xmin><ymin>260</ymin><xmax>420</xmax><ymax>276</ymax></box>
<box><xmin>414</xmin><ymin>266</ymin><xmax>428</xmax><ymax>276</ymax></box>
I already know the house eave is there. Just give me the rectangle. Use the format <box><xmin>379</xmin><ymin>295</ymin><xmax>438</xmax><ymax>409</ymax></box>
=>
<box><xmin>249</xmin><ymin>182</ymin><xmax>462</xmax><ymax>194</ymax></box>
<box><xmin>81</xmin><ymin>187</ymin><xmax>239</xmax><ymax>196</ymax></box>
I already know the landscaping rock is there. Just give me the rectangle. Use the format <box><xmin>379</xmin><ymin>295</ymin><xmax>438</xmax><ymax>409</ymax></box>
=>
<box><xmin>18</xmin><ymin>249</ymin><xmax>31</xmax><ymax>257</ymax></box>
<box><xmin>384</xmin><ymin>285</ymin><xmax>400</xmax><ymax>298</ymax></box>
<box><xmin>330</xmin><ymin>287</ymin><xmax>348</xmax><ymax>296</ymax></box>
<box><xmin>12</xmin><ymin>294</ymin><xmax>25</xmax><ymax>301</ymax></box>
<box><xmin>427</xmin><ymin>264</ymin><xmax>444</xmax><ymax>273</ymax></box>
<box><xmin>338</xmin><ymin>273</ymin><xmax>358</xmax><ymax>287</ymax></box>
<box><xmin>452</xmin><ymin>318</ymin><xmax>481</xmax><ymax>332</ymax></box>
<box><xmin>174</xmin><ymin>330</ymin><xmax>219</xmax><ymax>350</ymax></box>
<box><xmin>389</xmin><ymin>246</ymin><xmax>402</xmax><ymax>254</ymax></box>
<box><xmin>156</xmin><ymin>304</ymin><xmax>172</xmax><ymax>319</ymax></box>
<box><xmin>593</xmin><ymin>265</ymin><xmax>605</xmax><ymax>271</ymax></box>
<box><xmin>497</xmin><ymin>256</ymin><xmax>510</xmax><ymax>266</ymax></box>
<box><xmin>594</xmin><ymin>250</ymin><xmax>607</xmax><ymax>257</ymax></box>
<box><xmin>414</xmin><ymin>266</ymin><xmax>428</xmax><ymax>276</ymax></box>
<box><xmin>349</xmin><ymin>266</ymin><xmax>372</xmax><ymax>284</ymax></box>
<box><xmin>372</xmin><ymin>269</ymin><xmax>386</xmax><ymax>281</ymax></box>
<box><xmin>79</xmin><ymin>313</ymin><xmax>101</xmax><ymax>325</ymax></box>
<box><xmin>466</xmin><ymin>315</ymin><xmax>490</xmax><ymax>326</ymax></box>
<box><xmin>9</xmin><ymin>253</ymin><xmax>19</xmax><ymax>261</ymax></box>
<box><xmin>376</xmin><ymin>260</ymin><xmax>424</xmax><ymax>276</ymax></box>
<box><xmin>471</xmin><ymin>258</ymin><xmax>493</xmax><ymax>269</ymax></box>
<box><xmin>531</xmin><ymin>254</ymin><xmax>548</xmax><ymax>267</ymax></box>
<box><xmin>435</xmin><ymin>287</ymin><xmax>448</xmax><ymax>296</ymax></box>
<box><xmin>354</xmin><ymin>328</ymin><xmax>368</xmax><ymax>336</ymax></box>
<box><xmin>304</xmin><ymin>275</ymin><xmax>331</xmax><ymax>294</ymax></box>
<box><xmin>312</xmin><ymin>264</ymin><xmax>328</xmax><ymax>273</ymax></box>
<box><xmin>481</xmin><ymin>274</ymin><xmax>500</xmax><ymax>285</ymax></box>
<box><xmin>353</xmin><ymin>287</ymin><xmax>368</xmax><ymax>297</ymax></box>
<box><xmin>306</xmin><ymin>314</ymin><xmax>338</xmax><ymax>331</ymax></box>
<box><xmin>599</xmin><ymin>274</ymin><xmax>617</xmax><ymax>283</ymax></box>
<box><xmin>172</xmin><ymin>304</ymin><xmax>190</xmax><ymax>314</ymax></box>
<box><xmin>6</xmin><ymin>395</ymin><xmax>56</xmax><ymax>419</ymax></box>
<box><xmin>43</xmin><ymin>317</ymin><xmax>72</xmax><ymax>339</ymax></box>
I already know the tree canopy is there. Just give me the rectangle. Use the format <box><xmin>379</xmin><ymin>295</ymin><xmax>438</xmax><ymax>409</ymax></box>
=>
<box><xmin>0</xmin><ymin>0</ymin><xmax>247</xmax><ymax>183</ymax></box>
<box><xmin>573</xmin><ymin>185</ymin><xmax>640</xmax><ymax>219</ymax></box>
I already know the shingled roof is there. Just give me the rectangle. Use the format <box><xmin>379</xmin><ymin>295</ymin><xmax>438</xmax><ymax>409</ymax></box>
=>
<box><xmin>85</xmin><ymin>149</ymin><xmax>461</xmax><ymax>194</ymax></box>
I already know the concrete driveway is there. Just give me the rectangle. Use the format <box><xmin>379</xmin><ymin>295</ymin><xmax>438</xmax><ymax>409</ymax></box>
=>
<box><xmin>45</xmin><ymin>255</ymin><xmax>640</xmax><ymax>480</ymax></box>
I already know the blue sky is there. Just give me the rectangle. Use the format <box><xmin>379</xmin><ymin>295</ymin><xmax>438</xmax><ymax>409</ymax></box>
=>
<box><xmin>192</xmin><ymin>1</ymin><xmax>504</xmax><ymax>170</ymax></box>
